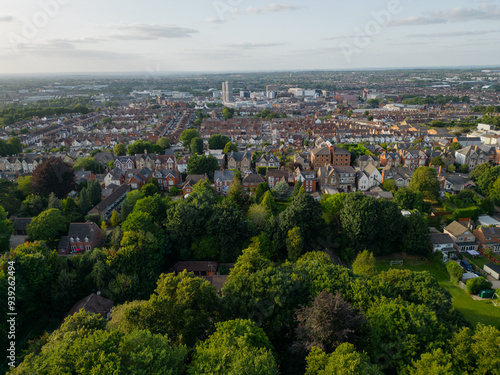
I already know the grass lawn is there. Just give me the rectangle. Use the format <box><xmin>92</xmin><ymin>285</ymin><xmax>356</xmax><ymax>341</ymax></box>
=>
<box><xmin>463</xmin><ymin>254</ymin><xmax>490</xmax><ymax>270</ymax></box>
<box><xmin>375</xmin><ymin>254</ymin><xmax>500</xmax><ymax>329</ymax></box>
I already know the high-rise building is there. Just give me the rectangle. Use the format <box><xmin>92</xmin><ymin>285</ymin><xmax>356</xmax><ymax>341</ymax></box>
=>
<box><xmin>222</xmin><ymin>81</ymin><xmax>233</xmax><ymax>102</ymax></box>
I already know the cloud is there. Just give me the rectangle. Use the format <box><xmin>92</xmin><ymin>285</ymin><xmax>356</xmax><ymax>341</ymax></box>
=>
<box><xmin>246</xmin><ymin>4</ymin><xmax>302</xmax><ymax>15</ymax></box>
<box><xmin>0</xmin><ymin>16</ymin><xmax>15</xmax><ymax>23</ymax></box>
<box><xmin>408</xmin><ymin>29</ymin><xmax>500</xmax><ymax>38</ymax></box>
<box><xmin>225</xmin><ymin>42</ymin><xmax>286</xmax><ymax>49</ymax></box>
<box><xmin>389</xmin><ymin>4</ymin><xmax>500</xmax><ymax>26</ymax></box>
<box><xmin>106</xmin><ymin>24</ymin><xmax>199</xmax><ymax>39</ymax></box>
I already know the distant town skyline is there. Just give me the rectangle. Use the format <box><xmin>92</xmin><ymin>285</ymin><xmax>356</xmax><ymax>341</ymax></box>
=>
<box><xmin>1</xmin><ymin>0</ymin><xmax>500</xmax><ymax>74</ymax></box>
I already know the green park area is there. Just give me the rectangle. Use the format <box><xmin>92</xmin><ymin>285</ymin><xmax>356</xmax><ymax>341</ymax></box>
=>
<box><xmin>375</xmin><ymin>254</ymin><xmax>500</xmax><ymax>328</ymax></box>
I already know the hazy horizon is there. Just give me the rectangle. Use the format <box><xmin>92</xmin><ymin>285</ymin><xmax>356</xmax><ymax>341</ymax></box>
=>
<box><xmin>1</xmin><ymin>0</ymin><xmax>500</xmax><ymax>74</ymax></box>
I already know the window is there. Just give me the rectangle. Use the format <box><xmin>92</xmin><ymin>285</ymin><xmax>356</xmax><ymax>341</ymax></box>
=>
<box><xmin>85</xmin><ymin>245</ymin><xmax>91</xmax><ymax>251</ymax></box>
<box><xmin>71</xmin><ymin>246</ymin><xmax>76</xmax><ymax>251</ymax></box>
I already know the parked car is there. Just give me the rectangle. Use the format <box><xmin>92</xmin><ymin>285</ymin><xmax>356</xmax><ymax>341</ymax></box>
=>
<box><xmin>460</xmin><ymin>259</ymin><xmax>474</xmax><ymax>272</ymax></box>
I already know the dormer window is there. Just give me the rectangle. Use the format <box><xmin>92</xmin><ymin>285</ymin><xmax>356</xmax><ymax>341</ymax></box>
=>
<box><xmin>70</xmin><ymin>237</ymin><xmax>74</xmax><ymax>242</ymax></box>
<box><xmin>84</xmin><ymin>237</ymin><xmax>89</xmax><ymax>242</ymax></box>
<box><xmin>76</xmin><ymin>237</ymin><xmax>80</xmax><ymax>242</ymax></box>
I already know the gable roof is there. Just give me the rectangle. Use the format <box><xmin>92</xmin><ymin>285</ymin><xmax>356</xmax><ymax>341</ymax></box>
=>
<box><xmin>67</xmin><ymin>293</ymin><xmax>113</xmax><ymax>318</ymax></box>
<box><xmin>445</xmin><ymin>221</ymin><xmax>469</xmax><ymax>237</ymax></box>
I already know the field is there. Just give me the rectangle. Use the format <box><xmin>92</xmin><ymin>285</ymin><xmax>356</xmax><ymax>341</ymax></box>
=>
<box><xmin>375</xmin><ymin>254</ymin><xmax>500</xmax><ymax>328</ymax></box>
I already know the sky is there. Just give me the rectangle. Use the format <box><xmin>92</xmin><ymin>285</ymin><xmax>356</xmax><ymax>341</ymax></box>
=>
<box><xmin>0</xmin><ymin>0</ymin><xmax>500</xmax><ymax>74</ymax></box>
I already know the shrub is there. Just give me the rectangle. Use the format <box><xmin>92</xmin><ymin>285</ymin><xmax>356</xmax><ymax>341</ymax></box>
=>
<box><xmin>466</xmin><ymin>277</ymin><xmax>492</xmax><ymax>295</ymax></box>
<box><xmin>447</xmin><ymin>261</ymin><xmax>463</xmax><ymax>284</ymax></box>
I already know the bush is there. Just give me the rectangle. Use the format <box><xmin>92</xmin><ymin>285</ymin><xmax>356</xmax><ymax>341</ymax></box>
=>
<box><xmin>466</xmin><ymin>277</ymin><xmax>492</xmax><ymax>295</ymax></box>
<box><xmin>447</xmin><ymin>261</ymin><xmax>463</xmax><ymax>284</ymax></box>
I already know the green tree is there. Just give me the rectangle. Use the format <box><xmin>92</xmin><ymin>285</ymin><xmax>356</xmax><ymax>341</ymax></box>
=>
<box><xmin>409</xmin><ymin>167</ymin><xmax>440</xmax><ymax>200</ymax></box>
<box><xmin>450</xmin><ymin>142</ymin><xmax>461</xmax><ymax>151</ymax></box>
<box><xmin>87</xmin><ymin>180</ymin><xmax>102</xmax><ymax>206</ymax></box>
<box><xmin>293</xmin><ymin>181</ymin><xmax>303</xmax><ymax>196</ymax></box>
<box><xmin>305</xmin><ymin>344</ymin><xmax>382</xmax><ymax>375</ymax></box>
<box><xmin>286</xmin><ymin>227</ymin><xmax>304</xmax><ymax>262</ymax></box>
<box><xmin>209</xmin><ymin>134</ymin><xmax>231</xmax><ymax>150</ymax></box>
<box><xmin>21</xmin><ymin>194</ymin><xmax>46</xmax><ymax>217</ymax></box>
<box><xmin>180</xmin><ymin>129</ymin><xmax>201</xmax><ymax>147</ymax></box>
<box><xmin>0</xmin><ymin>206</ymin><xmax>12</xmax><ymax>252</ymax></box>
<box><xmin>401</xmin><ymin>212</ymin><xmax>431</xmax><ymax>256</ymax></box>
<box><xmin>247</xmin><ymin>204</ymin><xmax>270</xmax><ymax>230</ymax></box>
<box><xmin>141</xmin><ymin>181</ymin><xmax>160</xmax><ymax>197</ymax></box>
<box><xmin>466</xmin><ymin>277</ymin><xmax>492</xmax><ymax>295</ymax></box>
<box><xmin>222</xmin><ymin>107</ymin><xmax>235</xmax><ymax>120</ymax></box>
<box><xmin>73</xmin><ymin>157</ymin><xmax>102</xmax><ymax>174</ymax></box>
<box><xmin>431</xmin><ymin>156</ymin><xmax>445</xmax><ymax>167</ymax></box>
<box><xmin>188</xmin><ymin>319</ymin><xmax>278</xmax><ymax>375</ymax></box>
<box><xmin>16</xmin><ymin>175</ymin><xmax>33</xmax><ymax>198</ymax></box>
<box><xmin>365</xmin><ymin>298</ymin><xmax>448</xmax><ymax>371</ymax></box>
<box><xmin>190</xmin><ymin>136</ymin><xmax>204</xmax><ymax>155</ymax></box>
<box><xmin>157</xmin><ymin>137</ymin><xmax>171</xmax><ymax>150</ymax></box>
<box><xmin>228</xmin><ymin>174</ymin><xmax>248</xmax><ymax>211</ymax></box>
<box><xmin>122</xmin><ymin>270</ymin><xmax>220</xmax><ymax>347</ymax></box>
<box><xmin>113</xmin><ymin>143</ymin><xmax>127</xmax><ymax>156</ymax></box>
<box><xmin>208</xmin><ymin>200</ymin><xmax>248</xmax><ymax>262</ymax></box>
<box><xmin>321</xmin><ymin>193</ymin><xmax>347</xmax><ymax>224</ymax></box>
<box><xmin>255</xmin><ymin>182</ymin><xmax>270</xmax><ymax>204</ymax></box>
<box><xmin>12</xmin><ymin>310</ymin><xmax>188</xmax><ymax>375</ymax></box>
<box><xmin>187</xmin><ymin>155</ymin><xmax>220</xmax><ymax>181</ymax></box>
<box><xmin>27</xmin><ymin>208</ymin><xmax>67</xmax><ymax>244</ymax></box>
<box><xmin>223</xmin><ymin>142</ymin><xmax>238</xmax><ymax>155</ymax></box>
<box><xmin>446</xmin><ymin>260</ymin><xmax>463</xmax><ymax>284</ymax></box>
<box><xmin>121</xmin><ymin>190</ymin><xmax>144</xmax><ymax>221</ymax></box>
<box><xmin>110</xmin><ymin>210</ymin><xmax>121</xmax><ymax>227</ymax></box>
<box><xmin>47</xmin><ymin>192</ymin><xmax>61</xmax><ymax>209</ymax></box>
<box><xmin>382</xmin><ymin>179</ymin><xmax>397</xmax><ymax>192</ymax></box>
<box><xmin>459</xmin><ymin>164</ymin><xmax>469</xmax><ymax>174</ymax></box>
<box><xmin>351</xmin><ymin>250</ymin><xmax>377</xmax><ymax>277</ymax></box>
<box><xmin>78</xmin><ymin>187</ymin><xmax>90</xmax><ymax>213</ymax></box>
<box><xmin>406</xmin><ymin>349</ymin><xmax>454</xmax><ymax>375</ymax></box>
<box><xmin>261</xmin><ymin>190</ymin><xmax>277</xmax><ymax>213</ymax></box>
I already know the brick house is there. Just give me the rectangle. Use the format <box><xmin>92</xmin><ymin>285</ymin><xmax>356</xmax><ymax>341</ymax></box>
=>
<box><xmin>242</xmin><ymin>173</ymin><xmax>266</xmax><ymax>192</ymax></box>
<box><xmin>310</xmin><ymin>147</ymin><xmax>331</xmax><ymax>169</ymax></box>
<box><xmin>59</xmin><ymin>221</ymin><xmax>103</xmax><ymax>255</ymax></box>
<box><xmin>330</xmin><ymin>146</ymin><xmax>351</xmax><ymax>167</ymax></box>
<box><xmin>473</xmin><ymin>226</ymin><xmax>500</xmax><ymax>254</ymax></box>
<box><xmin>154</xmin><ymin>169</ymin><xmax>180</xmax><ymax>192</ymax></box>
<box><xmin>294</xmin><ymin>168</ymin><xmax>317</xmax><ymax>193</ymax></box>
<box><xmin>182</xmin><ymin>174</ymin><xmax>208</xmax><ymax>196</ymax></box>
<box><xmin>444</xmin><ymin>221</ymin><xmax>478</xmax><ymax>252</ymax></box>
<box><xmin>267</xmin><ymin>169</ymin><xmax>291</xmax><ymax>188</ymax></box>
<box><xmin>380</xmin><ymin>152</ymin><xmax>400</xmax><ymax>167</ymax></box>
